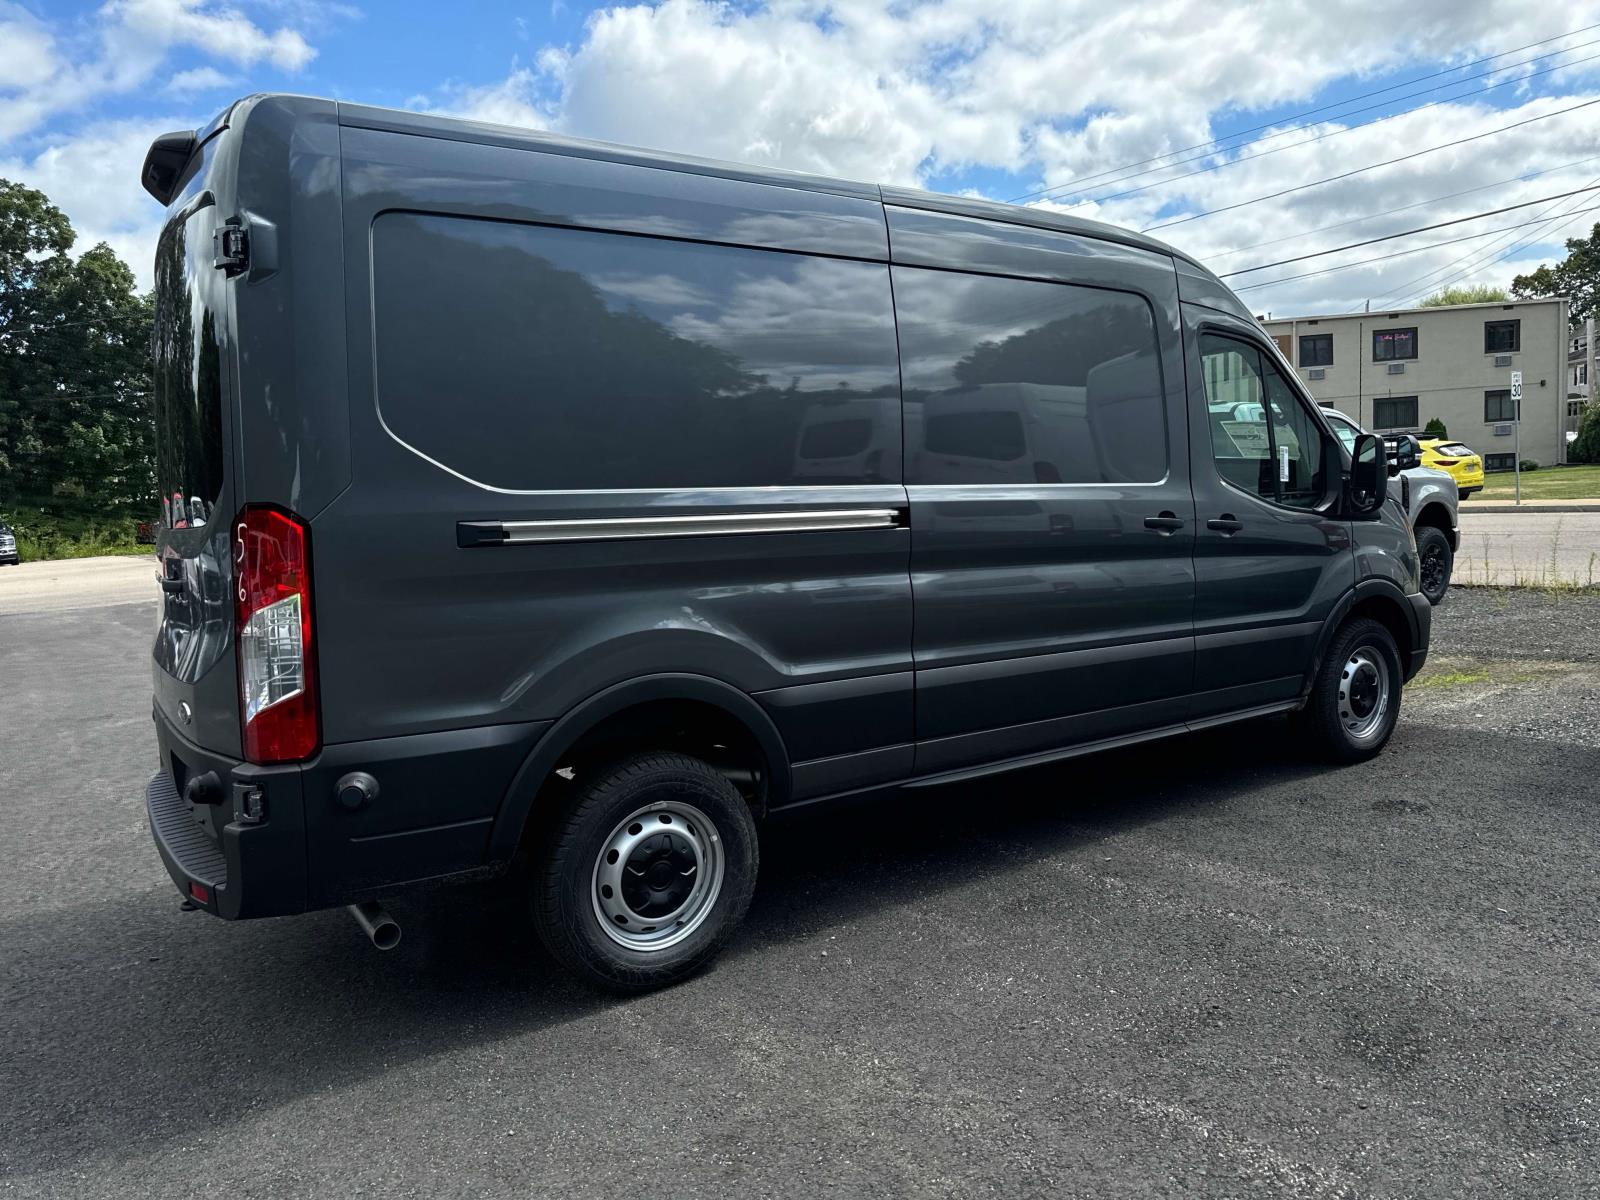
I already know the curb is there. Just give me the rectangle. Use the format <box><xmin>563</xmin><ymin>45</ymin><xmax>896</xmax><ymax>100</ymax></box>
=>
<box><xmin>1459</xmin><ymin>505</ymin><xmax>1600</xmax><ymax>515</ymax></box>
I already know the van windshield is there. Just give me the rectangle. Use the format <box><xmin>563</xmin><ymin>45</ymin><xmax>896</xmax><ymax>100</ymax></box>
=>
<box><xmin>152</xmin><ymin>199</ymin><xmax>225</xmax><ymax>530</ymax></box>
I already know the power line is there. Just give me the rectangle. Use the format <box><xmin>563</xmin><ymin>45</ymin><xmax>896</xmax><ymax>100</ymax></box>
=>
<box><xmin>1142</xmin><ymin>94</ymin><xmax>1600</xmax><ymax>233</ymax></box>
<box><xmin>1006</xmin><ymin>21</ymin><xmax>1600</xmax><ymax>204</ymax></box>
<box><xmin>1216</xmin><ymin>185</ymin><xmax>1600</xmax><ymax>278</ymax></box>
<box><xmin>1397</xmin><ymin>206</ymin><xmax>1598</xmax><ymax>306</ymax></box>
<box><xmin>1210</xmin><ymin>152</ymin><xmax>1600</xmax><ymax>260</ymax></box>
<box><xmin>1368</xmin><ymin>173</ymin><xmax>1600</xmax><ymax>305</ymax></box>
<box><xmin>1029</xmin><ymin>39</ymin><xmax>1600</xmax><ymax>212</ymax></box>
<box><xmin>1230</xmin><ymin>200</ymin><xmax>1600</xmax><ymax>293</ymax></box>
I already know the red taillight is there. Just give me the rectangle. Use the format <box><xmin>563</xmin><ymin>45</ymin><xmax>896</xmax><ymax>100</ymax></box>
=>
<box><xmin>1432</xmin><ymin>458</ymin><xmax>1460</xmax><ymax>467</ymax></box>
<box><xmin>233</xmin><ymin>505</ymin><xmax>319</xmax><ymax>764</ymax></box>
<box><xmin>190</xmin><ymin>882</ymin><xmax>211</xmax><ymax>904</ymax></box>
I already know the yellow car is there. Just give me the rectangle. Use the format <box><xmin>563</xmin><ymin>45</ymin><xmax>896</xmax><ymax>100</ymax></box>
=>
<box><xmin>1418</xmin><ymin>438</ymin><xmax>1485</xmax><ymax>499</ymax></box>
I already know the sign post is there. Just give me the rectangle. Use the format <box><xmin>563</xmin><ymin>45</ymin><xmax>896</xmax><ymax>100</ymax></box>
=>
<box><xmin>1511</xmin><ymin>370</ymin><xmax>1523</xmax><ymax>506</ymax></box>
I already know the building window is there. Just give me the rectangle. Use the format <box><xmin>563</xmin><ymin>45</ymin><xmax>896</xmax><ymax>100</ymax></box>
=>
<box><xmin>1372</xmin><ymin>396</ymin><xmax>1418</xmax><ymax>428</ymax></box>
<box><xmin>1372</xmin><ymin>327</ymin><xmax>1417</xmax><ymax>361</ymax></box>
<box><xmin>1484</xmin><ymin>389</ymin><xmax>1519</xmax><ymax>422</ymax></box>
<box><xmin>1485</xmin><ymin>453</ymin><xmax>1516</xmax><ymax>472</ymax></box>
<box><xmin>1570</xmin><ymin>399</ymin><xmax>1589</xmax><ymax>417</ymax></box>
<box><xmin>1584</xmin><ymin>364</ymin><xmax>1590</xmax><ymax>385</ymax></box>
<box><xmin>1485</xmin><ymin>319</ymin><xmax>1521</xmax><ymax>354</ymax></box>
<box><xmin>1299</xmin><ymin>333</ymin><xmax>1333</xmax><ymax>367</ymax></box>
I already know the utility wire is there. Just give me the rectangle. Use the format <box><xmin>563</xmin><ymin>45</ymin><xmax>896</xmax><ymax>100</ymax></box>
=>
<box><xmin>1216</xmin><ymin>185</ymin><xmax>1600</xmax><ymax>278</ymax></box>
<box><xmin>1210</xmin><ymin>152</ymin><xmax>1600</xmax><ymax>259</ymax></box>
<box><xmin>1007</xmin><ymin>21</ymin><xmax>1600</xmax><ymax>203</ymax></box>
<box><xmin>1142</xmin><ymin>94</ymin><xmax>1600</xmax><ymax>233</ymax></box>
<box><xmin>1368</xmin><ymin>173</ymin><xmax>1600</xmax><ymax>306</ymax></box>
<box><xmin>1026</xmin><ymin>38</ymin><xmax>1600</xmax><ymax>211</ymax></box>
<box><xmin>1230</xmin><ymin>201</ymin><xmax>1600</xmax><ymax>292</ymax></box>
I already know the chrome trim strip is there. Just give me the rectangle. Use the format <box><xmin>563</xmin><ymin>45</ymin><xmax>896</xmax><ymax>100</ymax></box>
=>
<box><xmin>471</xmin><ymin>507</ymin><xmax>904</xmax><ymax>546</ymax></box>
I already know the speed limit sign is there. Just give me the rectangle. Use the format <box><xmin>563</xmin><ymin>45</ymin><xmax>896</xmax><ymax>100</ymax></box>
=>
<box><xmin>1511</xmin><ymin>370</ymin><xmax>1523</xmax><ymax>402</ymax></box>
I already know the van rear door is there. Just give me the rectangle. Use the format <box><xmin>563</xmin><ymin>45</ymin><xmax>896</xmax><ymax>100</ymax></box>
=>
<box><xmin>150</xmin><ymin>177</ymin><xmax>241</xmax><ymax>756</ymax></box>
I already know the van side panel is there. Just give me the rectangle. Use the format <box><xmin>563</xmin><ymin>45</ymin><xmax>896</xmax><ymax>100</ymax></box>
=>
<box><xmin>886</xmin><ymin>207</ymin><xmax>1196</xmax><ymax>769</ymax></box>
<box><xmin>321</xmin><ymin>122</ymin><xmax>914</xmax><ymax>786</ymax></box>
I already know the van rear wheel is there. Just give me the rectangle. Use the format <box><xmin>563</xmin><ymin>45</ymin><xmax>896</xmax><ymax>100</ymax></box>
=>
<box><xmin>531</xmin><ymin>752</ymin><xmax>758</xmax><ymax>993</ymax></box>
<box><xmin>1300</xmin><ymin>617</ymin><xmax>1402</xmax><ymax>764</ymax></box>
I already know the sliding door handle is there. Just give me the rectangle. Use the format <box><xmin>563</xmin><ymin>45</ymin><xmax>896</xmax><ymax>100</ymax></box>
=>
<box><xmin>1207</xmin><ymin>515</ymin><xmax>1244</xmax><ymax>534</ymax></box>
<box><xmin>1144</xmin><ymin>513</ymin><xmax>1184</xmax><ymax>534</ymax></box>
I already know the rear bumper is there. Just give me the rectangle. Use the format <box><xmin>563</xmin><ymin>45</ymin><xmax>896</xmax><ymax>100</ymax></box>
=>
<box><xmin>1405</xmin><ymin>590</ymin><xmax>1431</xmax><ymax>682</ymax></box>
<box><xmin>147</xmin><ymin>701</ymin><xmax>548</xmax><ymax>919</ymax></box>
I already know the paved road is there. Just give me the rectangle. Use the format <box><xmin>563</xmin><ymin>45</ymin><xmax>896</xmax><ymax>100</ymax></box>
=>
<box><xmin>0</xmin><ymin>554</ymin><xmax>155</xmax><ymax>615</ymax></box>
<box><xmin>1456</xmin><ymin>510</ymin><xmax>1600</xmax><ymax>586</ymax></box>
<box><xmin>3</xmin><ymin>580</ymin><xmax>1600</xmax><ymax>1197</ymax></box>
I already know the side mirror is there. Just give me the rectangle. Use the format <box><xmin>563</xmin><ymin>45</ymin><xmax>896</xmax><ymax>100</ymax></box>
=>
<box><xmin>1386</xmin><ymin>433</ymin><xmax>1421</xmax><ymax>475</ymax></box>
<box><xmin>1347</xmin><ymin>433</ymin><xmax>1388</xmax><ymax>518</ymax></box>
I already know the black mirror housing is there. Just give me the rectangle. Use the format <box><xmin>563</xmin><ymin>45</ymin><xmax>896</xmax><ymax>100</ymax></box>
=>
<box><xmin>1347</xmin><ymin>433</ymin><xmax>1388</xmax><ymax>518</ymax></box>
<box><xmin>1385</xmin><ymin>433</ymin><xmax>1421</xmax><ymax>475</ymax></box>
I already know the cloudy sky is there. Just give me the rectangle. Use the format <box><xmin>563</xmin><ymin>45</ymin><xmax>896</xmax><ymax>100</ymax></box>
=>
<box><xmin>4</xmin><ymin>0</ymin><xmax>1600</xmax><ymax>316</ymax></box>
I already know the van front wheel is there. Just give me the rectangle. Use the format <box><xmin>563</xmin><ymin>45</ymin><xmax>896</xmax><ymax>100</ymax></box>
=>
<box><xmin>531</xmin><ymin>752</ymin><xmax>758</xmax><ymax>993</ymax></box>
<box><xmin>1300</xmin><ymin>617</ymin><xmax>1402</xmax><ymax>764</ymax></box>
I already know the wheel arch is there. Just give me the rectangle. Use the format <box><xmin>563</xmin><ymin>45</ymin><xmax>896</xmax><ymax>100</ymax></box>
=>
<box><xmin>1303</xmin><ymin>579</ymin><xmax>1420</xmax><ymax>699</ymax></box>
<box><xmin>1412</xmin><ymin>499</ymin><xmax>1457</xmax><ymax>550</ymax></box>
<box><xmin>488</xmin><ymin>673</ymin><xmax>792</xmax><ymax>861</ymax></box>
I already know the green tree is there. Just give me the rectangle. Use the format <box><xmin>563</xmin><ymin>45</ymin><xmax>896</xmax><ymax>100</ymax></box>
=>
<box><xmin>0</xmin><ymin>178</ymin><xmax>153</xmax><ymax>507</ymax></box>
<box><xmin>1423</xmin><ymin>416</ymin><xmax>1448</xmax><ymax>438</ymax></box>
<box><xmin>1571</xmin><ymin>403</ymin><xmax>1600</xmax><ymax>464</ymax></box>
<box><xmin>1418</xmin><ymin>284</ymin><xmax>1508</xmax><ymax>307</ymax></box>
<box><xmin>1512</xmin><ymin>222</ymin><xmax>1600</xmax><ymax>325</ymax></box>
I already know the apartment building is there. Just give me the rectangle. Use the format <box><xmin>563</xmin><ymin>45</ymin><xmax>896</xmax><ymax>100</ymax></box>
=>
<box><xmin>1261</xmin><ymin>297</ymin><xmax>1570</xmax><ymax>468</ymax></box>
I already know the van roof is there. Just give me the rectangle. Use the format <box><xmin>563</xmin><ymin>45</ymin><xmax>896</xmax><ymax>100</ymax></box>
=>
<box><xmin>324</xmin><ymin>96</ymin><xmax>1198</xmax><ymax>268</ymax></box>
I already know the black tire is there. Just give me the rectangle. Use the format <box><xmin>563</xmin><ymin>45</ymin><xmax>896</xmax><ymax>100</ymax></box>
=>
<box><xmin>1416</xmin><ymin>525</ymin><xmax>1452</xmax><ymax>606</ymax></box>
<box><xmin>531</xmin><ymin>752</ymin><xmax>758</xmax><ymax>993</ymax></box>
<box><xmin>1300</xmin><ymin>617</ymin><xmax>1403</xmax><ymax>764</ymax></box>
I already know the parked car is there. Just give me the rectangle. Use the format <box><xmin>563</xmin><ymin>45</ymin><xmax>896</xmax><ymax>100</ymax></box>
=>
<box><xmin>136</xmin><ymin>95</ymin><xmax>1430</xmax><ymax>993</ymax></box>
<box><xmin>1319</xmin><ymin>411</ymin><xmax>1459</xmax><ymax>606</ymax></box>
<box><xmin>0</xmin><ymin>523</ymin><xmax>16</xmax><ymax>565</ymax></box>
<box><xmin>1419</xmin><ymin>438</ymin><xmax>1486</xmax><ymax>499</ymax></box>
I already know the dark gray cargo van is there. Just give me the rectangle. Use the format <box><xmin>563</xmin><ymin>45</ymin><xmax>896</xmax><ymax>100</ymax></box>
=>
<box><xmin>141</xmin><ymin>95</ymin><xmax>1429</xmax><ymax>991</ymax></box>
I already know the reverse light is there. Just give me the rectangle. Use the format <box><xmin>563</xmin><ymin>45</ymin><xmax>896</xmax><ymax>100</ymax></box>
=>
<box><xmin>234</xmin><ymin>506</ymin><xmax>319</xmax><ymax>763</ymax></box>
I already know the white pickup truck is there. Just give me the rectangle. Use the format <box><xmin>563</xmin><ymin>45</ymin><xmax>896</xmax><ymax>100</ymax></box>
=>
<box><xmin>1321</xmin><ymin>408</ymin><xmax>1459</xmax><ymax>605</ymax></box>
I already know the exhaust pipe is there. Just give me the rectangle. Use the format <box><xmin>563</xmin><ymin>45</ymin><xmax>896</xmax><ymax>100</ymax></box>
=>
<box><xmin>348</xmin><ymin>901</ymin><xmax>401</xmax><ymax>951</ymax></box>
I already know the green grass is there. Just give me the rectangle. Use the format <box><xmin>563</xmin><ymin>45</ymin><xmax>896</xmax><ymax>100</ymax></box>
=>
<box><xmin>0</xmin><ymin>498</ymin><xmax>150</xmax><ymax>562</ymax></box>
<box><xmin>1471</xmin><ymin>463</ymin><xmax>1600</xmax><ymax>501</ymax></box>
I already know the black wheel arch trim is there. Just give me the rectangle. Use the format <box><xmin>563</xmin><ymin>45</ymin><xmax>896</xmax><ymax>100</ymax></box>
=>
<box><xmin>488</xmin><ymin>673</ymin><xmax>792</xmax><ymax>861</ymax></box>
<box><xmin>1303</xmin><ymin>578</ymin><xmax>1426</xmax><ymax>698</ymax></box>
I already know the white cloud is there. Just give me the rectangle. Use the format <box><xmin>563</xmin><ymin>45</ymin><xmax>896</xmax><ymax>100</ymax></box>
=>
<box><xmin>429</xmin><ymin>0</ymin><xmax>1600</xmax><ymax>314</ymax></box>
<box><xmin>0</xmin><ymin>9</ymin><xmax>57</xmax><ymax>90</ymax></box>
<box><xmin>0</xmin><ymin>117</ymin><xmax>190</xmax><ymax>290</ymax></box>
<box><xmin>0</xmin><ymin>0</ymin><xmax>318</xmax><ymax>143</ymax></box>
<box><xmin>165</xmin><ymin>65</ymin><xmax>237</xmax><ymax>94</ymax></box>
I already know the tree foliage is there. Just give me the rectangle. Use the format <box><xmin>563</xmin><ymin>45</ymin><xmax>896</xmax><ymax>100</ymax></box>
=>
<box><xmin>1423</xmin><ymin>416</ymin><xmax>1448</xmax><ymax>438</ymax></box>
<box><xmin>1418</xmin><ymin>284</ymin><xmax>1507</xmax><ymax>307</ymax></box>
<box><xmin>0</xmin><ymin>178</ymin><xmax>153</xmax><ymax>508</ymax></box>
<box><xmin>1511</xmin><ymin>222</ymin><xmax>1600</xmax><ymax>326</ymax></box>
<box><xmin>1571</xmin><ymin>403</ymin><xmax>1600</xmax><ymax>465</ymax></box>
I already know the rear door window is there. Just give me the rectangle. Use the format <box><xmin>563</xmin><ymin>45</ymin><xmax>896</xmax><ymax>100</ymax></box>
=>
<box><xmin>372</xmin><ymin>214</ymin><xmax>901</xmax><ymax>490</ymax></box>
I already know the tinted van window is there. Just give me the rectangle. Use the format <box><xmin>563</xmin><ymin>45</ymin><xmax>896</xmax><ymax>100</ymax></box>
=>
<box><xmin>895</xmin><ymin>268</ymin><xmax>1166</xmax><ymax>485</ymax></box>
<box><xmin>373</xmin><ymin>214</ymin><xmax>901</xmax><ymax>490</ymax></box>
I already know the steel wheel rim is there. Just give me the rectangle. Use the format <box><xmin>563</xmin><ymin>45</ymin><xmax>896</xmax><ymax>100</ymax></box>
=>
<box><xmin>1421</xmin><ymin>543</ymin><xmax>1447</xmax><ymax>596</ymax></box>
<box><xmin>592</xmin><ymin>799</ymin><xmax>725</xmax><ymax>952</ymax></box>
<box><xmin>1338</xmin><ymin>646</ymin><xmax>1392</xmax><ymax>742</ymax></box>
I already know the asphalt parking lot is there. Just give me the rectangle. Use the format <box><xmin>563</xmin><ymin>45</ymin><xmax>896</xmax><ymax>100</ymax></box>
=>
<box><xmin>2</xmin><ymin>579</ymin><xmax>1598</xmax><ymax>1198</ymax></box>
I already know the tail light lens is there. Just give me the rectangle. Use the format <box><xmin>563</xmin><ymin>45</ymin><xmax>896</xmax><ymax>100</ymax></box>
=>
<box><xmin>233</xmin><ymin>506</ymin><xmax>318</xmax><ymax>763</ymax></box>
<box><xmin>1432</xmin><ymin>458</ymin><xmax>1460</xmax><ymax>467</ymax></box>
